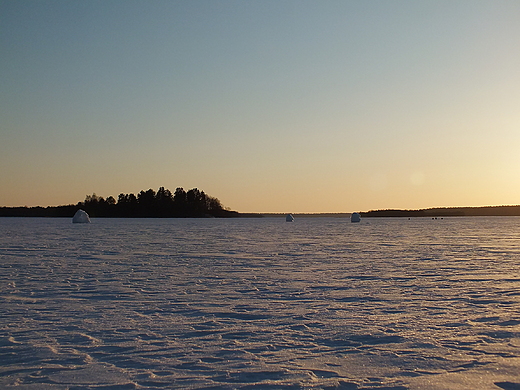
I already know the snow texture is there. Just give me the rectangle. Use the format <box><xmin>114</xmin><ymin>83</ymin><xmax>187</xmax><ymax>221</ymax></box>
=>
<box><xmin>1</xmin><ymin>216</ymin><xmax>519</xmax><ymax>389</ymax></box>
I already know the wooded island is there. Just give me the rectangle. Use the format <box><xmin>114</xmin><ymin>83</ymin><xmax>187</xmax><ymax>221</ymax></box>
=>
<box><xmin>0</xmin><ymin>187</ymin><xmax>242</xmax><ymax>218</ymax></box>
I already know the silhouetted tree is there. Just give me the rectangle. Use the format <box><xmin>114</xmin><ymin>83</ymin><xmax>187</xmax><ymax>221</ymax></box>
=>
<box><xmin>185</xmin><ymin>188</ymin><xmax>206</xmax><ymax>216</ymax></box>
<box><xmin>128</xmin><ymin>193</ymin><xmax>137</xmax><ymax>204</ymax></box>
<box><xmin>206</xmin><ymin>196</ymin><xmax>223</xmax><ymax>212</ymax></box>
<box><xmin>156</xmin><ymin>187</ymin><xmax>173</xmax><ymax>203</ymax></box>
<box><xmin>173</xmin><ymin>187</ymin><xmax>187</xmax><ymax>216</ymax></box>
<box><xmin>138</xmin><ymin>189</ymin><xmax>156</xmax><ymax>206</ymax></box>
<box><xmin>173</xmin><ymin>187</ymin><xmax>187</xmax><ymax>204</ymax></box>
<box><xmin>85</xmin><ymin>193</ymin><xmax>100</xmax><ymax>206</ymax></box>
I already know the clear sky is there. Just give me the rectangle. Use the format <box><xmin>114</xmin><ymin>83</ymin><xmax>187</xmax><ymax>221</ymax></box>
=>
<box><xmin>1</xmin><ymin>1</ymin><xmax>519</xmax><ymax>213</ymax></box>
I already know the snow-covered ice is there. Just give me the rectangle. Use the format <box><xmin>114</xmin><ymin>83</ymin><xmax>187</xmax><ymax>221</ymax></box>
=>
<box><xmin>1</xmin><ymin>216</ymin><xmax>519</xmax><ymax>389</ymax></box>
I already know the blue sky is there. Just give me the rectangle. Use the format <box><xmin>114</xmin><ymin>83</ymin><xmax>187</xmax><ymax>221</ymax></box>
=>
<box><xmin>1</xmin><ymin>1</ymin><xmax>520</xmax><ymax>212</ymax></box>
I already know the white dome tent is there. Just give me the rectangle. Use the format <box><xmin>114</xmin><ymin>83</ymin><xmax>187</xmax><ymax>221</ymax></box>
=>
<box><xmin>350</xmin><ymin>212</ymin><xmax>361</xmax><ymax>223</ymax></box>
<box><xmin>72</xmin><ymin>209</ymin><xmax>91</xmax><ymax>223</ymax></box>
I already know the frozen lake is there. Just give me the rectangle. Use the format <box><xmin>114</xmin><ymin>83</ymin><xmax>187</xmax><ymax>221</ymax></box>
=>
<box><xmin>1</xmin><ymin>217</ymin><xmax>519</xmax><ymax>389</ymax></box>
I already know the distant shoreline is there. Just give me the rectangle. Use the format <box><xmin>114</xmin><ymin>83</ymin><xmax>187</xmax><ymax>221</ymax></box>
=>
<box><xmin>260</xmin><ymin>206</ymin><xmax>520</xmax><ymax>218</ymax></box>
<box><xmin>2</xmin><ymin>206</ymin><xmax>520</xmax><ymax>218</ymax></box>
<box><xmin>359</xmin><ymin>205</ymin><xmax>520</xmax><ymax>218</ymax></box>
<box><xmin>259</xmin><ymin>206</ymin><xmax>520</xmax><ymax>218</ymax></box>
<box><xmin>0</xmin><ymin>205</ymin><xmax>254</xmax><ymax>218</ymax></box>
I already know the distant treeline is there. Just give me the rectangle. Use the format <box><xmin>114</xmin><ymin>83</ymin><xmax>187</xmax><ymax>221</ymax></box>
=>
<box><xmin>3</xmin><ymin>195</ymin><xmax>520</xmax><ymax>218</ymax></box>
<box><xmin>0</xmin><ymin>187</ymin><xmax>243</xmax><ymax>218</ymax></box>
<box><xmin>361</xmin><ymin>205</ymin><xmax>520</xmax><ymax>218</ymax></box>
<box><xmin>261</xmin><ymin>213</ymin><xmax>350</xmax><ymax>218</ymax></box>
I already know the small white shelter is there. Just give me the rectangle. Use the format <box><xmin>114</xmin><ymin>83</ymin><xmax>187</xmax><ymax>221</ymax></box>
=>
<box><xmin>72</xmin><ymin>209</ymin><xmax>91</xmax><ymax>223</ymax></box>
<box><xmin>350</xmin><ymin>212</ymin><xmax>361</xmax><ymax>223</ymax></box>
<box><xmin>286</xmin><ymin>214</ymin><xmax>294</xmax><ymax>222</ymax></box>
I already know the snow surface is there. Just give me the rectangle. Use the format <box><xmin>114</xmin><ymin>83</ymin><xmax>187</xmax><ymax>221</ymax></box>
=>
<box><xmin>1</xmin><ymin>216</ymin><xmax>519</xmax><ymax>389</ymax></box>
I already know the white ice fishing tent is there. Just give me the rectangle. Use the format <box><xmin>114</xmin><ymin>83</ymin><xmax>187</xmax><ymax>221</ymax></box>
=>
<box><xmin>72</xmin><ymin>209</ymin><xmax>91</xmax><ymax>223</ymax></box>
<box><xmin>350</xmin><ymin>212</ymin><xmax>361</xmax><ymax>223</ymax></box>
<box><xmin>286</xmin><ymin>214</ymin><xmax>294</xmax><ymax>222</ymax></box>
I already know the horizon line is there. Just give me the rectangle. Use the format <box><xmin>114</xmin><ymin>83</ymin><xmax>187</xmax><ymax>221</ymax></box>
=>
<box><xmin>2</xmin><ymin>203</ymin><xmax>520</xmax><ymax>214</ymax></box>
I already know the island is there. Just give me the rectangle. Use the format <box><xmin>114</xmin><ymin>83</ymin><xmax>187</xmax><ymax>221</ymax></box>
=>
<box><xmin>0</xmin><ymin>187</ymin><xmax>258</xmax><ymax>218</ymax></box>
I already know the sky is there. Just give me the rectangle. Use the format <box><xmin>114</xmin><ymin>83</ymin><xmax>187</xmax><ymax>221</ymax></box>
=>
<box><xmin>1</xmin><ymin>0</ymin><xmax>520</xmax><ymax>213</ymax></box>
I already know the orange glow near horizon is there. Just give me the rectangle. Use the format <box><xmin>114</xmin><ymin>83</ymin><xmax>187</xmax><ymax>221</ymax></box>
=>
<box><xmin>1</xmin><ymin>2</ymin><xmax>520</xmax><ymax>213</ymax></box>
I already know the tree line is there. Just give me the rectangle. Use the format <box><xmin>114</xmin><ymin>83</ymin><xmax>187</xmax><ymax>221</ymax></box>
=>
<box><xmin>81</xmin><ymin>187</ymin><xmax>236</xmax><ymax>217</ymax></box>
<box><xmin>361</xmin><ymin>205</ymin><xmax>520</xmax><ymax>218</ymax></box>
<box><xmin>0</xmin><ymin>187</ymin><xmax>241</xmax><ymax>218</ymax></box>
